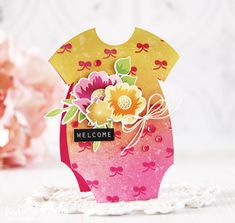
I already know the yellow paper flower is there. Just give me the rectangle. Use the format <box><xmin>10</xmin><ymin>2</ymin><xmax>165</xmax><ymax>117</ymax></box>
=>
<box><xmin>86</xmin><ymin>99</ymin><xmax>113</xmax><ymax>126</ymax></box>
<box><xmin>104</xmin><ymin>83</ymin><xmax>146</xmax><ymax>123</ymax></box>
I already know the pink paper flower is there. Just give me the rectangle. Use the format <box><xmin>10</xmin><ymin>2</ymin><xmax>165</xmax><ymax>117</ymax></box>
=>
<box><xmin>0</xmin><ymin>33</ymin><xmax>65</xmax><ymax>168</ymax></box>
<box><xmin>73</xmin><ymin>71</ymin><xmax>121</xmax><ymax>113</ymax></box>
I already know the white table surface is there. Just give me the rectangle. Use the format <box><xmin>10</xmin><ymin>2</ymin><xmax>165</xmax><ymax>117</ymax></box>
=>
<box><xmin>0</xmin><ymin>151</ymin><xmax>235</xmax><ymax>223</ymax></box>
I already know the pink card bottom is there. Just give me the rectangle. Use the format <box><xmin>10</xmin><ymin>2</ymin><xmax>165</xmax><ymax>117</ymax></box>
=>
<box><xmin>60</xmin><ymin>85</ymin><xmax>174</xmax><ymax>203</ymax></box>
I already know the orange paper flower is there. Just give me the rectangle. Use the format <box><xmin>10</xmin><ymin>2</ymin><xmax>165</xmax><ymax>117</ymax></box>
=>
<box><xmin>104</xmin><ymin>83</ymin><xmax>146</xmax><ymax>124</ymax></box>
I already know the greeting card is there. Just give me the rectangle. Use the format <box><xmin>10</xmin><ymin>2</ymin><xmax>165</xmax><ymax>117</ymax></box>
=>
<box><xmin>46</xmin><ymin>27</ymin><xmax>179</xmax><ymax>203</ymax></box>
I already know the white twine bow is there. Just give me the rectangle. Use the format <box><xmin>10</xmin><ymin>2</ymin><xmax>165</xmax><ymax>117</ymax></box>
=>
<box><xmin>121</xmin><ymin>93</ymin><xmax>175</xmax><ymax>156</ymax></box>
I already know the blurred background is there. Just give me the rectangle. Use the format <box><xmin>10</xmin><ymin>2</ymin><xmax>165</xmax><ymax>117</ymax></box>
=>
<box><xmin>0</xmin><ymin>0</ymin><xmax>235</xmax><ymax>221</ymax></box>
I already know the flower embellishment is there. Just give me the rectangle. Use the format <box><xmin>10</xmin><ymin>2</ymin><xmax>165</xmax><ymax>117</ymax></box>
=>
<box><xmin>86</xmin><ymin>100</ymin><xmax>113</xmax><ymax>126</ymax></box>
<box><xmin>45</xmin><ymin>57</ymin><xmax>135</xmax><ymax>151</ymax></box>
<box><xmin>105</xmin><ymin>83</ymin><xmax>146</xmax><ymax>124</ymax></box>
<box><xmin>45</xmin><ymin>56</ymin><xmax>170</xmax><ymax>153</ymax></box>
<box><xmin>73</xmin><ymin>71</ymin><xmax>121</xmax><ymax>113</ymax></box>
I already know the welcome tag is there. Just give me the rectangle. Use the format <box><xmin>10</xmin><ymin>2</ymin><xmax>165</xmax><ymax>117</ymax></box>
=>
<box><xmin>74</xmin><ymin>128</ymin><xmax>114</xmax><ymax>142</ymax></box>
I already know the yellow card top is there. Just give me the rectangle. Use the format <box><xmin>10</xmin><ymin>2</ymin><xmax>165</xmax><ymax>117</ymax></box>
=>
<box><xmin>49</xmin><ymin>27</ymin><xmax>179</xmax><ymax>86</ymax></box>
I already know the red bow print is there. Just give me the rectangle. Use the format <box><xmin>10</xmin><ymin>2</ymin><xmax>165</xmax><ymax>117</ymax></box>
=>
<box><xmin>77</xmin><ymin>61</ymin><xmax>92</xmax><ymax>71</ymax></box>
<box><xmin>142</xmin><ymin>161</ymin><xmax>156</xmax><ymax>172</ymax></box>
<box><xmin>129</xmin><ymin>66</ymin><xmax>137</xmax><ymax>75</ymax></box>
<box><xmin>78</xmin><ymin>141</ymin><xmax>92</xmax><ymax>152</ymax></box>
<box><xmin>109</xmin><ymin>166</ymin><xmax>123</xmax><ymax>177</ymax></box>
<box><xmin>133</xmin><ymin>186</ymin><xmax>146</xmax><ymax>197</ymax></box>
<box><xmin>135</xmin><ymin>43</ymin><xmax>149</xmax><ymax>53</ymax></box>
<box><xmin>114</xmin><ymin>130</ymin><xmax>121</xmax><ymax>139</ymax></box>
<box><xmin>120</xmin><ymin>146</ymin><xmax>134</xmax><ymax>157</ymax></box>
<box><xmin>103</xmin><ymin>48</ymin><xmax>117</xmax><ymax>59</ymax></box>
<box><xmin>106</xmin><ymin>195</ymin><xmax>119</xmax><ymax>202</ymax></box>
<box><xmin>165</xmin><ymin>147</ymin><xmax>173</xmax><ymax>158</ymax></box>
<box><xmin>153</xmin><ymin>60</ymin><xmax>168</xmax><ymax>70</ymax></box>
<box><xmin>57</xmin><ymin>43</ymin><xmax>72</xmax><ymax>54</ymax></box>
<box><xmin>87</xmin><ymin>180</ymin><xmax>99</xmax><ymax>189</ymax></box>
<box><xmin>141</xmin><ymin>124</ymin><xmax>156</xmax><ymax>138</ymax></box>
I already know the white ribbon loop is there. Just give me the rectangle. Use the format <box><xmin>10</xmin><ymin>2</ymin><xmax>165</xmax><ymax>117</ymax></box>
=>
<box><xmin>120</xmin><ymin>93</ymin><xmax>171</xmax><ymax>156</ymax></box>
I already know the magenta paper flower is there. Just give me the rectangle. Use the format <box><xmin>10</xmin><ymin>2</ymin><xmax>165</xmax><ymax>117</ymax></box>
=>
<box><xmin>73</xmin><ymin>71</ymin><xmax>121</xmax><ymax>113</ymax></box>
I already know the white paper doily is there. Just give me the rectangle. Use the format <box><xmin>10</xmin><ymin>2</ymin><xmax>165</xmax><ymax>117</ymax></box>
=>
<box><xmin>26</xmin><ymin>183</ymin><xmax>217</xmax><ymax>216</ymax></box>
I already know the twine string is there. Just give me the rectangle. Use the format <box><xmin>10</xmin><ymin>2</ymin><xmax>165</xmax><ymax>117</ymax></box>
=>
<box><xmin>120</xmin><ymin>93</ymin><xmax>177</xmax><ymax>155</ymax></box>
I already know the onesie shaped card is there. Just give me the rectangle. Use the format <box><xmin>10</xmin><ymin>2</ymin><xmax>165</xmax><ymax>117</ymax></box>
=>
<box><xmin>46</xmin><ymin>28</ymin><xmax>179</xmax><ymax>203</ymax></box>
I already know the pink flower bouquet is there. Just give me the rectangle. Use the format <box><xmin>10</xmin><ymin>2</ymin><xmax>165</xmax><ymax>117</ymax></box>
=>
<box><xmin>0</xmin><ymin>33</ymin><xmax>64</xmax><ymax>168</ymax></box>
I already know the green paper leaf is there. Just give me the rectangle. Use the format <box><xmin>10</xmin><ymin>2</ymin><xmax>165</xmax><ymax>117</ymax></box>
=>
<box><xmin>44</xmin><ymin>108</ymin><xmax>62</xmax><ymax>118</ymax></box>
<box><xmin>62</xmin><ymin>106</ymin><xmax>78</xmax><ymax>124</ymax></box>
<box><xmin>107</xmin><ymin>120</ymin><xmax>113</xmax><ymax>128</ymax></box>
<box><xmin>114</xmin><ymin>57</ymin><xmax>131</xmax><ymax>75</ymax></box>
<box><xmin>78</xmin><ymin>111</ymin><xmax>86</xmax><ymax>123</ymax></box>
<box><xmin>63</xmin><ymin>99</ymin><xmax>73</xmax><ymax>105</ymax></box>
<box><xmin>93</xmin><ymin>141</ymin><xmax>101</xmax><ymax>152</ymax></box>
<box><xmin>121</xmin><ymin>75</ymin><xmax>137</xmax><ymax>86</ymax></box>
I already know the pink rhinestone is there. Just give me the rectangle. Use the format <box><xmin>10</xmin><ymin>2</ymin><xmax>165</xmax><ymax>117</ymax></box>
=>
<box><xmin>142</xmin><ymin>145</ymin><xmax>150</xmax><ymax>152</ymax></box>
<box><xmin>71</xmin><ymin>163</ymin><xmax>78</xmax><ymax>169</ymax></box>
<box><xmin>147</xmin><ymin>125</ymin><xmax>156</xmax><ymax>133</ymax></box>
<box><xmin>155</xmin><ymin>135</ymin><xmax>163</xmax><ymax>143</ymax></box>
